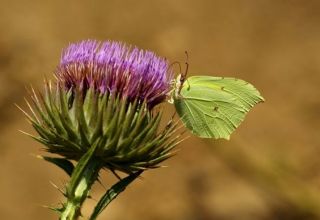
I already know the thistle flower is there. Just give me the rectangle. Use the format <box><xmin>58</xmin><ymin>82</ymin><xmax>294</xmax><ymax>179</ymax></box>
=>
<box><xmin>23</xmin><ymin>40</ymin><xmax>180</xmax><ymax>174</ymax></box>
<box><xmin>56</xmin><ymin>40</ymin><xmax>173</xmax><ymax>108</ymax></box>
<box><xmin>19</xmin><ymin>40</ymin><xmax>182</xmax><ymax>219</ymax></box>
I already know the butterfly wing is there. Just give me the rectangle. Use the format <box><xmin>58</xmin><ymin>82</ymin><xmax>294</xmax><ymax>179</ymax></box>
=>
<box><xmin>174</xmin><ymin>76</ymin><xmax>264</xmax><ymax>139</ymax></box>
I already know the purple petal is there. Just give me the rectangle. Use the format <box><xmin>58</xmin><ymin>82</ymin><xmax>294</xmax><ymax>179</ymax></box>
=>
<box><xmin>56</xmin><ymin>40</ymin><xmax>173</xmax><ymax>108</ymax></box>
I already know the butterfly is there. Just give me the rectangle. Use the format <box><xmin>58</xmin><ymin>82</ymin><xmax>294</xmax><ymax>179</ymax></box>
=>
<box><xmin>170</xmin><ymin>55</ymin><xmax>264</xmax><ymax>139</ymax></box>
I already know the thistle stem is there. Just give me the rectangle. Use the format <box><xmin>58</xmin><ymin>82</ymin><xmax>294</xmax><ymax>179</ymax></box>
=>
<box><xmin>60</xmin><ymin>158</ymin><xmax>102</xmax><ymax>220</ymax></box>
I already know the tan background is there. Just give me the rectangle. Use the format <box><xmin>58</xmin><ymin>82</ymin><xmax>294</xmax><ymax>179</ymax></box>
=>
<box><xmin>1</xmin><ymin>0</ymin><xmax>320</xmax><ymax>219</ymax></box>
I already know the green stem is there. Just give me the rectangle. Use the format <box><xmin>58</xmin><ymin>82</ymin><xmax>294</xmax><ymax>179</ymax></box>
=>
<box><xmin>60</xmin><ymin>158</ymin><xmax>102</xmax><ymax>220</ymax></box>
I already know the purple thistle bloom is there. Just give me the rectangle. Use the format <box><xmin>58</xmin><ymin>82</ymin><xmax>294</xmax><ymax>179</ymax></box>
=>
<box><xmin>55</xmin><ymin>40</ymin><xmax>173</xmax><ymax>108</ymax></box>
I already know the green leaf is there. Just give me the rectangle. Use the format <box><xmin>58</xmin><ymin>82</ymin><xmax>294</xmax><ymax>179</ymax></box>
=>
<box><xmin>66</xmin><ymin>141</ymin><xmax>99</xmax><ymax>197</ymax></box>
<box><xmin>89</xmin><ymin>171</ymin><xmax>142</xmax><ymax>220</ymax></box>
<box><xmin>38</xmin><ymin>156</ymin><xmax>74</xmax><ymax>176</ymax></box>
<box><xmin>174</xmin><ymin>76</ymin><xmax>264</xmax><ymax>139</ymax></box>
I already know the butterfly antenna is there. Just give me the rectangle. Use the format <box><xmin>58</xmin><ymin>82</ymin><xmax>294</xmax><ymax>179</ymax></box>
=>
<box><xmin>178</xmin><ymin>51</ymin><xmax>190</xmax><ymax>94</ymax></box>
<box><xmin>184</xmin><ymin>51</ymin><xmax>189</xmax><ymax>77</ymax></box>
<box><xmin>180</xmin><ymin>51</ymin><xmax>189</xmax><ymax>83</ymax></box>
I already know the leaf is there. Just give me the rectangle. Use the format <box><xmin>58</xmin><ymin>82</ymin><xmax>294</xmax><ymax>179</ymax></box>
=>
<box><xmin>66</xmin><ymin>140</ymin><xmax>100</xmax><ymax>197</ymax></box>
<box><xmin>174</xmin><ymin>76</ymin><xmax>264</xmax><ymax>139</ymax></box>
<box><xmin>38</xmin><ymin>156</ymin><xmax>74</xmax><ymax>176</ymax></box>
<box><xmin>89</xmin><ymin>171</ymin><xmax>142</xmax><ymax>220</ymax></box>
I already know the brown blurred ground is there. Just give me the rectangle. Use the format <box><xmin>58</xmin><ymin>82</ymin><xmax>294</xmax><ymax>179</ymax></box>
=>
<box><xmin>1</xmin><ymin>0</ymin><xmax>320</xmax><ymax>219</ymax></box>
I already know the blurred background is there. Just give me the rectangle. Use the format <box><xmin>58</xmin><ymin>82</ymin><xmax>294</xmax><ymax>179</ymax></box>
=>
<box><xmin>1</xmin><ymin>0</ymin><xmax>320</xmax><ymax>219</ymax></box>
